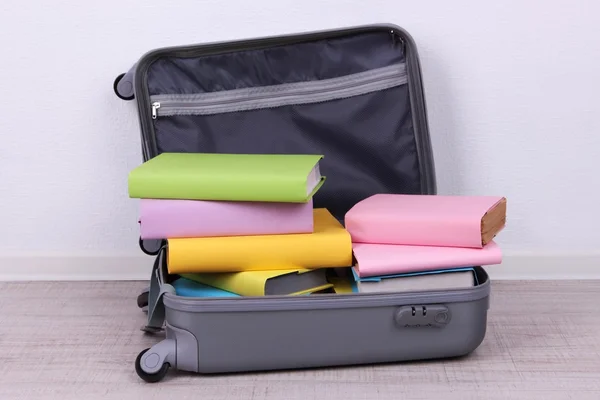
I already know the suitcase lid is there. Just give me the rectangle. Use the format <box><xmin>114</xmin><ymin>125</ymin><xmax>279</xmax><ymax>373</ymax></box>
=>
<box><xmin>117</xmin><ymin>24</ymin><xmax>436</xmax><ymax>221</ymax></box>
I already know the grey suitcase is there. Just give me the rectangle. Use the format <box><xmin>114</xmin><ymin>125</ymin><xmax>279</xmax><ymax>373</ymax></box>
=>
<box><xmin>113</xmin><ymin>23</ymin><xmax>491</xmax><ymax>383</ymax></box>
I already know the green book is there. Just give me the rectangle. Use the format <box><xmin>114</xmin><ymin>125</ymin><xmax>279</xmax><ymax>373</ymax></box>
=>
<box><xmin>128</xmin><ymin>152</ymin><xmax>325</xmax><ymax>202</ymax></box>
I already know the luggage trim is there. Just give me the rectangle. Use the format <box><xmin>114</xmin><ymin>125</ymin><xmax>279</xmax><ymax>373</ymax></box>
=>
<box><xmin>162</xmin><ymin>268</ymin><xmax>490</xmax><ymax>313</ymax></box>
<box><xmin>149</xmin><ymin>63</ymin><xmax>407</xmax><ymax>118</ymax></box>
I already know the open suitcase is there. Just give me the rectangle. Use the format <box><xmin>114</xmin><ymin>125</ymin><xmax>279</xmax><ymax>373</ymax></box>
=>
<box><xmin>114</xmin><ymin>23</ymin><xmax>491</xmax><ymax>383</ymax></box>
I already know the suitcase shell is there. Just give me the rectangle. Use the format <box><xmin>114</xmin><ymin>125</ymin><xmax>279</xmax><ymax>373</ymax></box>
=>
<box><xmin>114</xmin><ymin>24</ymin><xmax>491</xmax><ymax>382</ymax></box>
<box><xmin>138</xmin><ymin>249</ymin><xmax>489</xmax><ymax>379</ymax></box>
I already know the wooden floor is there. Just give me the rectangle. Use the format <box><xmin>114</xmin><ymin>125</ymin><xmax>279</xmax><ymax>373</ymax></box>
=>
<box><xmin>0</xmin><ymin>281</ymin><xmax>599</xmax><ymax>399</ymax></box>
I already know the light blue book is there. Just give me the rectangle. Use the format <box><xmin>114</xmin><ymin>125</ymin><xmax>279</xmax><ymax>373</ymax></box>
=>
<box><xmin>172</xmin><ymin>277</ymin><xmax>240</xmax><ymax>298</ymax></box>
<box><xmin>350</xmin><ymin>267</ymin><xmax>478</xmax><ymax>293</ymax></box>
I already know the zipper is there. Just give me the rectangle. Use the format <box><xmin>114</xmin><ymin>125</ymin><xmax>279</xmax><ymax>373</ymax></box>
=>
<box><xmin>151</xmin><ymin>102</ymin><xmax>161</xmax><ymax>119</ymax></box>
<box><xmin>149</xmin><ymin>63</ymin><xmax>407</xmax><ymax>119</ymax></box>
<box><xmin>389</xmin><ymin>28</ymin><xmax>405</xmax><ymax>49</ymax></box>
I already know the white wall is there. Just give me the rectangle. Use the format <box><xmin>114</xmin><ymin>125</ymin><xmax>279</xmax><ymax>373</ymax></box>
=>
<box><xmin>1</xmin><ymin>0</ymin><xmax>599</xmax><ymax>279</ymax></box>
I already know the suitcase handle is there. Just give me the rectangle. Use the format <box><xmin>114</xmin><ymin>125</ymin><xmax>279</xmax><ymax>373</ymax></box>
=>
<box><xmin>142</xmin><ymin>247</ymin><xmax>174</xmax><ymax>333</ymax></box>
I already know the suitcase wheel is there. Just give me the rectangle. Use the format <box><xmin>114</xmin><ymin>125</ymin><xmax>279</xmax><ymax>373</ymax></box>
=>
<box><xmin>113</xmin><ymin>73</ymin><xmax>135</xmax><ymax>101</ymax></box>
<box><xmin>135</xmin><ymin>348</ymin><xmax>170</xmax><ymax>383</ymax></box>
<box><xmin>139</xmin><ymin>237</ymin><xmax>163</xmax><ymax>256</ymax></box>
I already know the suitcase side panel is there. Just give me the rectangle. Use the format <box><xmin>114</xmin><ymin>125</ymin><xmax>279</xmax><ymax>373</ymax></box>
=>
<box><xmin>165</xmin><ymin>294</ymin><xmax>488</xmax><ymax>374</ymax></box>
<box><xmin>160</xmin><ymin>267</ymin><xmax>490</xmax><ymax>374</ymax></box>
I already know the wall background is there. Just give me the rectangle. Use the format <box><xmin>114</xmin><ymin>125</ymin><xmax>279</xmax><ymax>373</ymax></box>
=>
<box><xmin>1</xmin><ymin>0</ymin><xmax>598</xmax><ymax>279</ymax></box>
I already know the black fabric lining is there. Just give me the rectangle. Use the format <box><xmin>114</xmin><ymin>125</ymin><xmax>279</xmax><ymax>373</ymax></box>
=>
<box><xmin>147</xmin><ymin>31</ymin><xmax>404</xmax><ymax>95</ymax></box>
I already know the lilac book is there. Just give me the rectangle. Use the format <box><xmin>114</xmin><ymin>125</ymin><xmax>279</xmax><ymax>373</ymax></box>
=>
<box><xmin>139</xmin><ymin>198</ymin><xmax>314</xmax><ymax>239</ymax></box>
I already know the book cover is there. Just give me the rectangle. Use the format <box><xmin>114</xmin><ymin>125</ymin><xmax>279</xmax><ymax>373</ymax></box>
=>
<box><xmin>345</xmin><ymin>194</ymin><xmax>506</xmax><ymax>248</ymax></box>
<box><xmin>139</xmin><ymin>198</ymin><xmax>314</xmax><ymax>239</ymax></box>
<box><xmin>128</xmin><ymin>152</ymin><xmax>325</xmax><ymax>203</ymax></box>
<box><xmin>166</xmin><ymin>208</ymin><xmax>352</xmax><ymax>274</ymax></box>
<box><xmin>352</xmin><ymin>241</ymin><xmax>502</xmax><ymax>278</ymax></box>
<box><xmin>172</xmin><ymin>277</ymin><xmax>240</xmax><ymax>298</ymax></box>
<box><xmin>182</xmin><ymin>268</ymin><xmax>333</xmax><ymax>296</ymax></box>
<box><xmin>327</xmin><ymin>276</ymin><xmax>359</xmax><ymax>294</ymax></box>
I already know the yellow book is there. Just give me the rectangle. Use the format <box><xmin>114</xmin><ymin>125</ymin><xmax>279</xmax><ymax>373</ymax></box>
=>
<box><xmin>167</xmin><ymin>208</ymin><xmax>352</xmax><ymax>274</ymax></box>
<box><xmin>182</xmin><ymin>269</ymin><xmax>333</xmax><ymax>296</ymax></box>
<box><xmin>328</xmin><ymin>277</ymin><xmax>359</xmax><ymax>294</ymax></box>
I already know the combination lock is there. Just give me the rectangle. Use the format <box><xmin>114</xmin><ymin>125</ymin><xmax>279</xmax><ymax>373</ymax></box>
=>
<box><xmin>394</xmin><ymin>305</ymin><xmax>451</xmax><ymax>328</ymax></box>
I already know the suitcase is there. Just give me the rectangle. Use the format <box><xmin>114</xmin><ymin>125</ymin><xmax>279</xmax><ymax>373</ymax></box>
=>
<box><xmin>113</xmin><ymin>23</ymin><xmax>491</xmax><ymax>383</ymax></box>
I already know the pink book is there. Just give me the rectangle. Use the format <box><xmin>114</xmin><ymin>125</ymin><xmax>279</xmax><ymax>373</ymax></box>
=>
<box><xmin>345</xmin><ymin>194</ymin><xmax>506</xmax><ymax>248</ymax></box>
<box><xmin>139</xmin><ymin>198</ymin><xmax>314</xmax><ymax>239</ymax></box>
<box><xmin>353</xmin><ymin>241</ymin><xmax>502</xmax><ymax>278</ymax></box>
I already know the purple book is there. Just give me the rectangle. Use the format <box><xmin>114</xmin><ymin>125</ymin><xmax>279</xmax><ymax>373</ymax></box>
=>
<box><xmin>139</xmin><ymin>198</ymin><xmax>314</xmax><ymax>239</ymax></box>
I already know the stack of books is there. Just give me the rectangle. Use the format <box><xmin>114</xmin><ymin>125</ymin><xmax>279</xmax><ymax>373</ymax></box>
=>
<box><xmin>343</xmin><ymin>194</ymin><xmax>507</xmax><ymax>293</ymax></box>
<box><xmin>127</xmin><ymin>152</ymin><xmax>353</xmax><ymax>297</ymax></box>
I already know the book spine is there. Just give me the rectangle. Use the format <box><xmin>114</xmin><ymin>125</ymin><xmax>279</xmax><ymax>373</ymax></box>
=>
<box><xmin>129</xmin><ymin>174</ymin><xmax>306</xmax><ymax>202</ymax></box>
<box><xmin>165</xmin><ymin>233</ymin><xmax>353</xmax><ymax>274</ymax></box>
<box><xmin>139</xmin><ymin>199</ymin><xmax>314</xmax><ymax>239</ymax></box>
<box><xmin>346</xmin><ymin>216</ymin><xmax>483</xmax><ymax>248</ymax></box>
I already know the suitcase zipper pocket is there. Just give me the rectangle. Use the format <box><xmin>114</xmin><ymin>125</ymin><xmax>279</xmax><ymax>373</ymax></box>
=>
<box><xmin>149</xmin><ymin>63</ymin><xmax>407</xmax><ymax>119</ymax></box>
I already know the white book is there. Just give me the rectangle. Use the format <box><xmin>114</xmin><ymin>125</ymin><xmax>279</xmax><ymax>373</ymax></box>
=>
<box><xmin>356</xmin><ymin>270</ymin><xmax>475</xmax><ymax>294</ymax></box>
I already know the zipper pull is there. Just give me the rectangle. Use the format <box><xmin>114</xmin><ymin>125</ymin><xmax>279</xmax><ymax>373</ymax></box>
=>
<box><xmin>151</xmin><ymin>102</ymin><xmax>161</xmax><ymax>119</ymax></box>
<box><xmin>390</xmin><ymin>29</ymin><xmax>405</xmax><ymax>50</ymax></box>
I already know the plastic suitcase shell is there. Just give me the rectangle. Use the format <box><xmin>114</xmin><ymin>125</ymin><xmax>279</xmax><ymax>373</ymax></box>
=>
<box><xmin>114</xmin><ymin>23</ymin><xmax>491</xmax><ymax>382</ymax></box>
